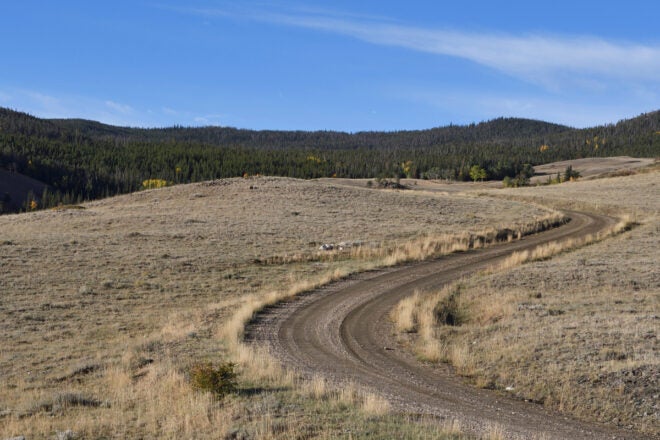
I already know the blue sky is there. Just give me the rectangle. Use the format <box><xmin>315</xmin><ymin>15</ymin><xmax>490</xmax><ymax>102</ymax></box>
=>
<box><xmin>1</xmin><ymin>1</ymin><xmax>658</xmax><ymax>131</ymax></box>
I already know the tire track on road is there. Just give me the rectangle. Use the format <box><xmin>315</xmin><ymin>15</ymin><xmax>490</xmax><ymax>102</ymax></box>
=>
<box><xmin>246</xmin><ymin>211</ymin><xmax>647</xmax><ymax>439</ymax></box>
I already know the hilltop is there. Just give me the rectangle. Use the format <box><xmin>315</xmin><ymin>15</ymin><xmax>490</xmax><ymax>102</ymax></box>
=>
<box><xmin>0</xmin><ymin>107</ymin><xmax>658</xmax><ymax>212</ymax></box>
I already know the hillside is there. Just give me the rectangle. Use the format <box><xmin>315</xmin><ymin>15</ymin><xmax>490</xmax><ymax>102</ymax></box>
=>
<box><xmin>0</xmin><ymin>169</ymin><xmax>49</xmax><ymax>212</ymax></box>
<box><xmin>0</xmin><ymin>176</ymin><xmax>551</xmax><ymax>438</ymax></box>
<box><xmin>0</xmin><ymin>107</ymin><xmax>658</xmax><ymax>212</ymax></box>
<box><xmin>2</xmin><ymin>170</ymin><xmax>657</xmax><ymax>438</ymax></box>
<box><xmin>45</xmin><ymin>114</ymin><xmax>572</xmax><ymax>148</ymax></box>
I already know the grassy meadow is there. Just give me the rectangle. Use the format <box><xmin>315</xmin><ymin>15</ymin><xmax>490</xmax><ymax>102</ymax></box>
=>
<box><xmin>1</xmin><ymin>176</ymin><xmax>551</xmax><ymax>439</ymax></box>
<box><xmin>394</xmin><ymin>166</ymin><xmax>659</xmax><ymax>436</ymax></box>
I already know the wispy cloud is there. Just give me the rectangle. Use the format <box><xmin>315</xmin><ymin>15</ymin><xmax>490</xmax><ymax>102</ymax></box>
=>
<box><xmin>386</xmin><ymin>78</ymin><xmax>659</xmax><ymax>128</ymax></box>
<box><xmin>23</xmin><ymin>91</ymin><xmax>65</xmax><ymax>113</ymax></box>
<box><xmin>105</xmin><ymin>100</ymin><xmax>134</xmax><ymax>114</ymax></box>
<box><xmin>0</xmin><ymin>88</ymin><xmax>148</xmax><ymax>126</ymax></box>
<box><xmin>183</xmin><ymin>6</ymin><xmax>660</xmax><ymax>89</ymax></box>
<box><xmin>193</xmin><ymin>114</ymin><xmax>226</xmax><ymax>125</ymax></box>
<box><xmin>162</xmin><ymin>106</ymin><xmax>179</xmax><ymax>116</ymax></box>
<box><xmin>0</xmin><ymin>87</ymin><xmax>234</xmax><ymax>128</ymax></box>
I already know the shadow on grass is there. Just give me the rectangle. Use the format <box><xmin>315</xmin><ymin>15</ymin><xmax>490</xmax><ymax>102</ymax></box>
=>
<box><xmin>235</xmin><ymin>386</ymin><xmax>290</xmax><ymax>397</ymax></box>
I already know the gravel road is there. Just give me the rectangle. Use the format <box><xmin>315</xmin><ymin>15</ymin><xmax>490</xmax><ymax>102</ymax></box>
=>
<box><xmin>246</xmin><ymin>211</ymin><xmax>651</xmax><ymax>439</ymax></box>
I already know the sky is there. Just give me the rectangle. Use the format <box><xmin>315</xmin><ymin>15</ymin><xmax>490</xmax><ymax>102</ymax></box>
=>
<box><xmin>1</xmin><ymin>1</ymin><xmax>658</xmax><ymax>131</ymax></box>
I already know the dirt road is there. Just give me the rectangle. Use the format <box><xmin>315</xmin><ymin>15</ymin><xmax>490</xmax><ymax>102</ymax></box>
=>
<box><xmin>246</xmin><ymin>211</ymin><xmax>649</xmax><ymax>439</ymax></box>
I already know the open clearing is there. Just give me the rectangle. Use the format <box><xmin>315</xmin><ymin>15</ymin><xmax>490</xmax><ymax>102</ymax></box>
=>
<box><xmin>0</xmin><ymin>160</ymin><xmax>656</xmax><ymax>439</ymax></box>
<box><xmin>394</xmin><ymin>166</ymin><xmax>659</xmax><ymax>437</ymax></box>
<box><xmin>1</xmin><ymin>176</ymin><xmax>546</xmax><ymax>438</ymax></box>
<box><xmin>247</xmin><ymin>210</ymin><xmax>635</xmax><ymax>439</ymax></box>
<box><xmin>468</xmin><ymin>165</ymin><xmax>659</xmax><ymax>434</ymax></box>
<box><xmin>529</xmin><ymin>156</ymin><xmax>654</xmax><ymax>182</ymax></box>
<box><xmin>322</xmin><ymin>156</ymin><xmax>655</xmax><ymax>192</ymax></box>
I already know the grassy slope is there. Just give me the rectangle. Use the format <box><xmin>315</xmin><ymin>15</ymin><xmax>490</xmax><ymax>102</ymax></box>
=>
<box><xmin>398</xmin><ymin>168</ymin><xmax>659</xmax><ymax>435</ymax></box>
<box><xmin>1</xmin><ymin>176</ymin><xmax>548</xmax><ymax>439</ymax></box>
<box><xmin>3</xmin><ymin>164</ymin><xmax>656</xmax><ymax>438</ymax></box>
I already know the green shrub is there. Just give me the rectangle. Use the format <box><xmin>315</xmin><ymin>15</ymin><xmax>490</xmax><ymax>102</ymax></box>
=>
<box><xmin>189</xmin><ymin>362</ymin><xmax>237</xmax><ymax>397</ymax></box>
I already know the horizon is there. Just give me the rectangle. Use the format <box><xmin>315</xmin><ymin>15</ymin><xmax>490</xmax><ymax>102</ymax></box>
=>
<box><xmin>1</xmin><ymin>1</ymin><xmax>659</xmax><ymax>131</ymax></box>
<box><xmin>4</xmin><ymin>105</ymin><xmax>658</xmax><ymax>133</ymax></box>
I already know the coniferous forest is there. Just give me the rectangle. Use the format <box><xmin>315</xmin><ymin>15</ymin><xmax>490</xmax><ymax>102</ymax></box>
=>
<box><xmin>0</xmin><ymin>107</ymin><xmax>658</xmax><ymax>213</ymax></box>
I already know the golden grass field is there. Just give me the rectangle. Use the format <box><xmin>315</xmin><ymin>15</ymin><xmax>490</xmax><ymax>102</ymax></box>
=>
<box><xmin>394</xmin><ymin>166</ymin><xmax>659</xmax><ymax>436</ymax></box>
<box><xmin>1</xmin><ymin>176</ymin><xmax>555</xmax><ymax>439</ymax></box>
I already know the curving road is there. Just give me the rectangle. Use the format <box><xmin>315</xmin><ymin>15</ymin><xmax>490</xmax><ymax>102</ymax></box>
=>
<box><xmin>246</xmin><ymin>211</ymin><xmax>649</xmax><ymax>439</ymax></box>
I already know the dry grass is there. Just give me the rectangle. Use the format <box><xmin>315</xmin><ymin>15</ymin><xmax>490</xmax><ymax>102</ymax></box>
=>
<box><xmin>529</xmin><ymin>157</ymin><xmax>655</xmax><ymax>184</ymax></box>
<box><xmin>360</xmin><ymin>392</ymin><xmax>392</xmax><ymax>416</ymax></box>
<box><xmin>5</xmin><ymin>167</ymin><xmax>653</xmax><ymax>438</ymax></box>
<box><xmin>395</xmin><ymin>169</ymin><xmax>660</xmax><ymax>435</ymax></box>
<box><xmin>486</xmin><ymin>162</ymin><xmax>660</xmax><ymax>217</ymax></box>
<box><xmin>2</xmin><ymin>176</ymin><xmax>547</xmax><ymax>438</ymax></box>
<box><xmin>216</xmin><ymin>203</ymin><xmax>566</xmax><ymax>438</ymax></box>
<box><xmin>484</xmin><ymin>423</ymin><xmax>505</xmax><ymax>440</ymax></box>
<box><xmin>393</xmin><ymin>290</ymin><xmax>421</xmax><ymax>333</ymax></box>
<box><xmin>496</xmin><ymin>214</ymin><xmax>635</xmax><ymax>272</ymax></box>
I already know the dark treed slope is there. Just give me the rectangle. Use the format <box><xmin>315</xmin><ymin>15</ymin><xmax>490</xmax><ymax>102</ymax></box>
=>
<box><xmin>47</xmin><ymin>115</ymin><xmax>571</xmax><ymax>149</ymax></box>
<box><xmin>0</xmin><ymin>107</ymin><xmax>658</xmax><ymax>213</ymax></box>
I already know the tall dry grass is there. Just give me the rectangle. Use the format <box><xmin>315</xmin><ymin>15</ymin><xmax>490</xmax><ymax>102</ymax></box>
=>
<box><xmin>0</xmin><ymin>176</ymin><xmax>574</xmax><ymax>438</ymax></box>
<box><xmin>392</xmin><ymin>198</ymin><xmax>658</xmax><ymax>435</ymax></box>
<box><xmin>256</xmin><ymin>211</ymin><xmax>566</xmax><ymax>269</ymax></box>
<box><xmin>395</xmin><ymin>214</ymin><xmax>637</xmax><ymax>366</ymax></box>
<box><xmin>229</xmin><ymin>211</ymin><xmax>568</xmax><ymax>381</ymax></box>
<box><xmin>215</xmin><ymin>211</ymin><xmax>570</xmax><ymax>439</ymax></box>
<box><xmin>496</xmin><ymin>214</ymin><xmax>635</xmax><ymax>271</ymax></box>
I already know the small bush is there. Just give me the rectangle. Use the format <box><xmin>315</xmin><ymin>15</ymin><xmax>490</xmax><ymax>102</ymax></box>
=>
<box><xmin>503</xmin><ymin>174</ymin><xmax>530</xmax><ymax>187</ymax></box>
<box><xmin>142</xmin><ymin>178</ymin><xmax>170</xmax><ymax>190</ymax></box>
<box><xmin>189</xmin><ymin>362</ymin><xmax>237</xmax><ymax>397</ymax></box>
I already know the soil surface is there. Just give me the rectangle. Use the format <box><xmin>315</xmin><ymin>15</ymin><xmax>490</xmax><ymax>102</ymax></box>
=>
<box><xmin>246</xmin><ymin>210</ymin><xmax>652</xmax><ymax>439</ymax></box>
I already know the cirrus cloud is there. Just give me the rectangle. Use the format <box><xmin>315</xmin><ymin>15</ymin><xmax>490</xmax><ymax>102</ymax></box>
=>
<box><xmin>185</xmin><ymin>5</ymin><xmax>660</xmax><ymax>90</ymax></box>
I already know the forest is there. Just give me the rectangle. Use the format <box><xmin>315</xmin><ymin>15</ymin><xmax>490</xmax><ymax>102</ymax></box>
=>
<box><xmin>0</xmin><ymin>107</ymin><xmax>658</xmax><ymax>212</ymax></box>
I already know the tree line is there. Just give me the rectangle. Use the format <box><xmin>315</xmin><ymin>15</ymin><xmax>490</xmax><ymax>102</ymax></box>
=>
<box><xmin>0</xmin><ymin>107</ymin><xmax>657</xmax><ymax>212</ymax></box>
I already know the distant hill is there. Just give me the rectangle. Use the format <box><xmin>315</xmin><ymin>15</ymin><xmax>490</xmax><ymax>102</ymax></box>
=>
<box><xmin>44</xmin><ymin>115</ymin><xmax>572</xmax><ymax>149</ymax></box>
<box><xmin>0</xmin><ymin>107</ymin><xmax>658</xmax><ymax>213</ymax></box>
